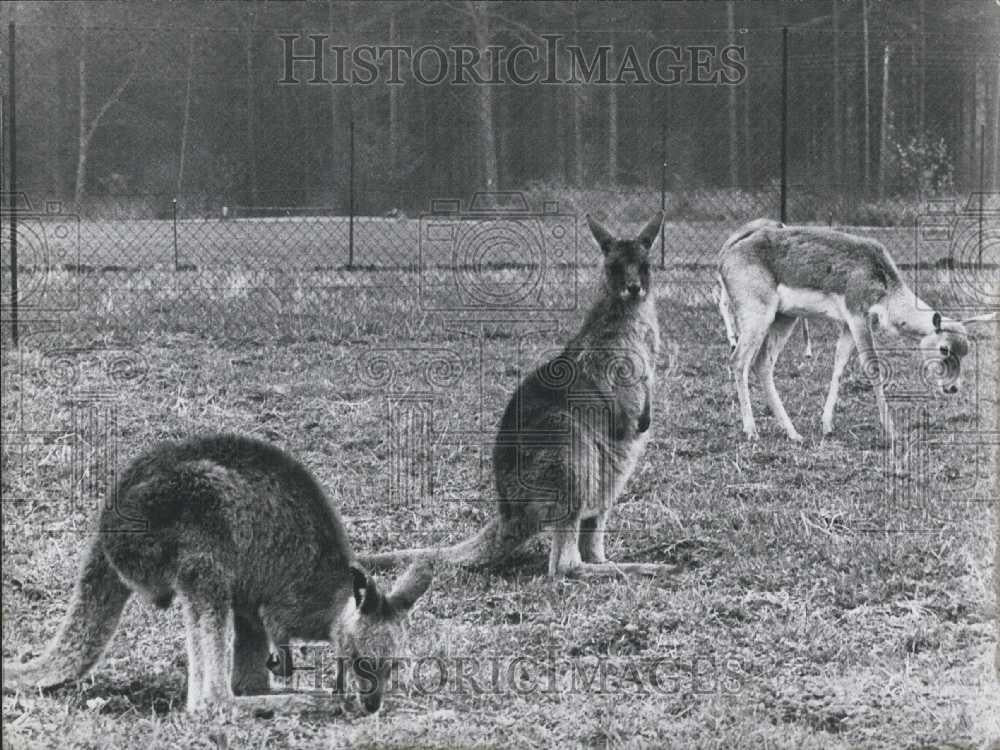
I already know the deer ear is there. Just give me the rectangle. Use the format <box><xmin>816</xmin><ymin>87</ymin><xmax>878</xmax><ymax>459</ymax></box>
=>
<box><xmin>350</xmin><ymin>563</ymin><xmax>381</xmax><ymax>615</ymax></box>
<box><xmin>960</xmin><ymin>312</ymin><xmax>997</xmax><ymax>325</ymax></box>
<box><xmin>932</xmin><ymin>312</ymin><xmax>942</xmax><ymax>333</ymax></box>
<box><xmin>586</xmin><ymin>214</ymin><xmax>614</xmax><ymax>254</ymax></box>
<box><xmin>637</xmin><ymin>212</ymin><xmax>664</xmax><ymax>250</ymax></box>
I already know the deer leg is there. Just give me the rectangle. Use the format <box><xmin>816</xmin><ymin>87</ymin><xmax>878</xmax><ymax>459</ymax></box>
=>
<box><xmin>822</xmin><ymin>325</ymin><xmax>856</xmax><ymax>435</ymax></box>
<box><xmin>730</xmin><ymin>301</ymin><xmax>776</xmax><ymax>440</ymax></box>
<box><xmin>846</xmin><ymin>315</ymin><xmax>894</xmax><ymax>443</ymax></box>
<box><xmin>752</xmin><ymin>313</ymin><xmax>802</xmax><ymax>441</ymax></box>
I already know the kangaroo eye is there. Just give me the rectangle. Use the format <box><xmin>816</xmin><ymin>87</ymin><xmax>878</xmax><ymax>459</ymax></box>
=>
<box><xmin>939</xmin><ymin>345</ymin><xmax>950</xmax><ymax>357</ymax></box>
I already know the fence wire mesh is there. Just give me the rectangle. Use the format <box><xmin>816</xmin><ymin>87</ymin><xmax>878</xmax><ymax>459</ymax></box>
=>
<box><xmin>0</xmin><ymin>8</ymin><xmax>997</xmax><ymax>338</ymax></box>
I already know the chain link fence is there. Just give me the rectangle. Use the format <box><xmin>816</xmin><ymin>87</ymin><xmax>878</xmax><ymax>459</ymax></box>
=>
<box><xmin>1</xmin><ymin>14</ymin><xmax>997</xmax><ymax>338</ymax></box>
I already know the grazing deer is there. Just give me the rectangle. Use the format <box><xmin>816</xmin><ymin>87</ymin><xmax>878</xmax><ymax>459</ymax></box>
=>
<box><xmin>3</xmin><ymin>434</ymin><xmax>434</xmax><ymax>715</ymax></box>
<box><xmin>363</xmin><ymin>214</ymin><xmax>677</xmax><ymax>579</ymax></box>
<box><xmin>717</xmin><ymin>219</ymin><xmax>994</xmax><ymax>442</ymax></box>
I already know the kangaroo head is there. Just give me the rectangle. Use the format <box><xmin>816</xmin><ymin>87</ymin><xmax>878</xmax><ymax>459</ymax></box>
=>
<box><xmin>339</xmin><ymin>561</ymin><xmax>433</xmax><ymax>713</ymax></box>
<box><xmin>587</xmin><ymin>213</ymin><xmax>663</xmax><ymax>303</ymax></box>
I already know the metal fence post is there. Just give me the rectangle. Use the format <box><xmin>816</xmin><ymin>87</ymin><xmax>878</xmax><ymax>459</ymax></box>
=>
<box><xmin>348</xmin><ymin>115</ymin><xmax>355</xmax><ymax>270</ymax></box>
<box><xmin>7</xmin><ymin>22</ymin><xmax>17</xmax><ymax>347</ymax></box>
<box><xmin>172</xmin><ymin>197</ymin><xmax>179</xmax><ymax>271</ymax></box>
<box><xmin>780</xmin><ymin>26</ymin><xmax>788</xmax><ymax>224</ymax></box>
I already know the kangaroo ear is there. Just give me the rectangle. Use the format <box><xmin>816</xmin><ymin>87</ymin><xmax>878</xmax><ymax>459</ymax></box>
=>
<box><xmin>586</xmin><ymin>214</ymin><xmax>615</xmax><ymax>254</ymax></box>
<box><xmin>350</xmin><ymin>563</ymin><xmax>381</xmax><ymax>615</ymax></box>
<box><xmin>932</xmin><ymin>312</ymin><xmax>942</xmax><ymax>333</ymax></box>
<box><xmin>385</xmin><ymin>559</ymin><xmax>434</xmax><ymax>616</ymax></box>
<box><xmin>637</xmin><ymin>212</ymin><xmax>664</xmax><ymax>250</ymax></box>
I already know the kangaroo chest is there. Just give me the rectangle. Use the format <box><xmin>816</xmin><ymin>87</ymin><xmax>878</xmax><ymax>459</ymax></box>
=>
<box><xmin>575</xmin><ymin>314</ymin><xmax>656</xmax><ymax>385</ymax></box>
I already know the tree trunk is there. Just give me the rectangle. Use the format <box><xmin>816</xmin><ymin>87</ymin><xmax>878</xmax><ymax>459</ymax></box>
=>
<box><xmin>328</xmin><ymin>0</ymin><xmax>340</xmax><ymax>209</ymax></box>
<box><xmin>918</xmin><ymin>0</ymin><xmax>926</xmax><ymax>138</ymax></box>
<box><xmin>832</xmin><ymin>0</ymin><xmax>842</xmax><ymax>188</ymax></box>
<box><xmin>555</xmin><ymin>82</ymin><xmax>565</xmax><ymax>182</ymax></box>
<box><xmin>74</xmin><ymin>31</ymin><xmax>88</xmax><ymax>207</ymax></box>
<box><xmin>470</xmin><ymin>2</ymin><xmax>497</xmax><ymax>189</ymax></box>
<box><xmin>243</xmin><ymin>10</ymin><xmax>258</xmax><ymax>206</ymax></box>
<box><xmin>73</xmin><ymin>23</ymin><xmax>144</xmax><ymax>208</ymax></box>
<box><xmin>862</xmin><ymin>0</ymin><xmax>871</xmax><ymax>195</ymax></box>
<box><xmin>388</xmin><ymin>10</ymin><xmax>400</xmax><ymax>175</ymax></box>
<box><xmin>607</xmin><ymin>36</ymin><xmax>618</xmax><ymax>185</ymax></box>
<box><xmin>994</xmin><ymin>57</ymin><xmax>1000</xmax><ymax>190</ymax></box>
<box><xmin>878</xmin><ymin>43</ymin><xmax>890</xmax><ymax>199</ymax></box>
<box><xmin>742</xmin><ymin>70</ymin><xmax>751</xmax><ymax>187</ymax></box>
<box><xmin>47</xmin><ymin>47</ymin><xmax>67</xmax><ymax>194</ymax></box>
<box><xmin>176</xmin><ymin>32</ymin><xmax>195</xmax><ymax>199</ymax></box>
<box><xmin>572</xmin><ymin>8</ymin><xmax>584</xmax><ymax>185</ymax></box>
<box><xmin>727</xmin><ymin>2</ymin><xmax>738</xmax><ymax>187</ymax></box>
<box><xmin>964</xmin><ymin>64</ymin><xmax>976</xmax><ymax>188</ymax></box>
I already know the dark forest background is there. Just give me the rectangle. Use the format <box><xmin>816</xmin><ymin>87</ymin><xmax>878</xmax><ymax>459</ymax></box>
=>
<box><xmin>0</xmin><ymin>1</ymin><xmax>997</xmax><ymax>219</ymax></box>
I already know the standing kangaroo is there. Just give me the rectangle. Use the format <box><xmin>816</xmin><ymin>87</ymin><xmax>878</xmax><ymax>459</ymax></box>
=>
<box><xmin>2</xmin><ymin>434</ymin><xmax>433</xmax><ymax>714</ymax></box>
<box><xmin>363</xmin><ymin>214</ymin><xmax>676</xmax><ymax>579</ymax></box>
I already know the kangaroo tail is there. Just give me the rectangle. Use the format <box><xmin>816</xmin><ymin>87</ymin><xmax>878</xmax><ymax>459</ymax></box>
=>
<box><xmin>3</xmin><ymin>538</ymin><xmax>131</xmax><ymax>691</ymax></box>
<box><xmin>360</xmin><ymin>518</ymin><xmax>527</xmax><ymax>573</ymax></box>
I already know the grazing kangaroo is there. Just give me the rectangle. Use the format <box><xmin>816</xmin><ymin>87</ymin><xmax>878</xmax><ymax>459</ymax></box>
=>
<box><xmin>717</xmin><ymin>219</ymin><xmax>995</xmax><ymax>442</ymax></box>
<box><xmin>363</xmin><ymin>214</ymin><xmax>677</xmax><ymax>579</ymax></box>
<box><xmin>2</xmin><ymin>434</ymin><xmax>433</xmax><ymax>714</ymax></box>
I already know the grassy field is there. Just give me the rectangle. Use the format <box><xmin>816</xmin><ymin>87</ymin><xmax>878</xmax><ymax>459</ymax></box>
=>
<box><xmin>1</xmin><ymin>252</ymin><xmax>998</xmax><ymax>747</ymax></box>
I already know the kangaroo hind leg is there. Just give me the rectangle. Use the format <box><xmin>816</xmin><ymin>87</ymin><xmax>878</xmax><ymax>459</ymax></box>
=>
<box><xmin>177</xmin><ymin>555</ymin><xmax>235</xmax><ymax>712</ymax></box>
<box><xmin>579</xmin><ymin>513</ymin><xmax>608</xmax><ymax>564</ymax></box>
<box><xmin>548</xmin><ymin>517</ymin><xmax>584</xmax><ymax>578</ymax></box>
<box><xmin>232</xmin><ymin>611</ymin><xmax>272</xmax><ymax>695</ymax></box>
